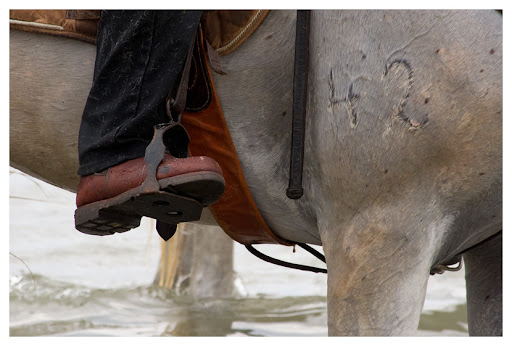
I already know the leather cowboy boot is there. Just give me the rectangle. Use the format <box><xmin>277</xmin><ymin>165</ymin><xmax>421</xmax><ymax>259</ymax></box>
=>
<box><xmin>74</xmin><ymin>152</ymin><xmax>225</xmax><ymax>237</ymax></box>
<box><xmin>75</xmin><ymin>113</ymin><xmax>224</xmax><ymax>239</ymax></box>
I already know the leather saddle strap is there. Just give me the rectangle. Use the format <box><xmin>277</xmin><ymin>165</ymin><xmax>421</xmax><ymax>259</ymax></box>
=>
<box><xmin>159</xmin><ymin>28</ymin><xmax>198</xmax><ymax>240</ymax></box>
<box><xmin>167</xmin><ymin>29</ymin><xmax>198</xmax><ymax>122</ymax></box>
<box><xmin>286</xmin><ymin>10</ymin><xmax>311</xmax><ymax>199</ymax></box>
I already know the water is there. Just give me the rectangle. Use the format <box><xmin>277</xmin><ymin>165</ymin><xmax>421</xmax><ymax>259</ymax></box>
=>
<box><xmin>9</xmin><ymin>169</ymin><xmax>469</xmax><ymax>336</ymax></box>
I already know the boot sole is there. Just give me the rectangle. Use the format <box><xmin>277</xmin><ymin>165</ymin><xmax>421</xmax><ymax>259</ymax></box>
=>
<box><xmin>75</xmin><ymin>171</ymin><xmax>224</xmax><ymax>236</ymax></box>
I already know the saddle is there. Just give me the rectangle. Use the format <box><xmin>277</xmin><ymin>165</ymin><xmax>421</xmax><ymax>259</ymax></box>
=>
<box><xmin>9</xmin><ymin>10</ymin><xmax>269</xmax><ymax>116</ymax></box>
<box><xmin>9</xmin><ymin>10</ymin><xmax>269</xmax><ymax>52</ymax></box>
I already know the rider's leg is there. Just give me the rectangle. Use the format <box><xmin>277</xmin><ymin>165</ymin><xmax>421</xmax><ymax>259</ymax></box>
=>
<box><xmin>77</xmin><ymin>10</ymin><xmax>202</xmax><ymax>175</ymax></box>
<box><xmin>74</xmin><ymin>10</ymin><xmax>225</xmax><ymax>236</ymax></box>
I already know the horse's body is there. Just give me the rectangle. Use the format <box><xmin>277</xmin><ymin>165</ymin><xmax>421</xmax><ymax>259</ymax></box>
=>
<box><xmin>10</xmin><ymin>10</ymin><xmax>502</xmax><ymax>335</ymax></box>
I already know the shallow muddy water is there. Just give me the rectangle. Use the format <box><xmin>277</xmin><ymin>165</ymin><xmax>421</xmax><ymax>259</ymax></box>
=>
<box><xmin>9</xmin><ymin>169</ymin><xmax>468</xmax><ymax>336</ymax></box>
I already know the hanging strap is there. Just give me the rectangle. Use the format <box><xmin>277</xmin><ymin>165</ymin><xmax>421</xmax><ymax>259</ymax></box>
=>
<box><xmin>156</xmin><ymin>30</ymin><xmax>198</xmax><ymax>241</ymax></box>
<box><xmin>287</xmin><ymin>10</ymin><xmax>311</xmax><ymax>199</ymax></box>
<box><xmin>166</xmin><ymin>30</ymin><xmax>197</xmax><ymax>122</ymax></box>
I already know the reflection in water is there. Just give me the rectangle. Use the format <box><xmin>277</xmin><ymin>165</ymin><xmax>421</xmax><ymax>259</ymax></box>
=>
<box><xmin>166</xmin><ymin>317</ymin><xmax>234</xmax><ymax>336</ymax></box>
<box><xmin>10</xmin><ymin>272</ymin><xmax>330</xmax><ymax>336</ymax></box>
<box><xmin>418</xmin><ymin>304</ymin><xmax>468</xmax><ymax>334</ymax></box>
<box><xmin>10</xmin><ymin>271</ymin><xmax>467</xmax><ymax>336</ymax></box>
<box><xmin>164</xmin><ymin>296</ymin><xmax>326</xmax><ymax>336</ymax></box>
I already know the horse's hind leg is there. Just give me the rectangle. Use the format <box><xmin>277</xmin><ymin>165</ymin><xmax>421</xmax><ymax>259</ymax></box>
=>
<box><xmin>464</xmin><ymin>233</ymin><xmax>502</xmax><ymax>336</ymax></box>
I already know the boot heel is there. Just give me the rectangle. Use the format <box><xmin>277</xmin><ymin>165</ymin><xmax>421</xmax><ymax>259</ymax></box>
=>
<box><xmin>75</xmin><ymin>205</ymin><xmax>141</xmax><ymax>236</ymax></box>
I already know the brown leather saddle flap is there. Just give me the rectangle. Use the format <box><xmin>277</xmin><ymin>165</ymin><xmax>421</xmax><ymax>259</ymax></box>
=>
<box><xmin>182</xmin><ymin>32</ymin><xmax>291</xmax><ymax>245</ymax></box>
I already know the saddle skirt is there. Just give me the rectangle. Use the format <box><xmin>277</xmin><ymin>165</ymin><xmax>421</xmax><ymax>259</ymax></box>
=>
<box><xmin>10</xmin><ymin>9</ymin><xmax>290</xmax><ymax>246</ymax></box>
<box><xmin>9</xmin><ymin>10</ymin><xmax>269</xmax><ymax>53</ymax></box>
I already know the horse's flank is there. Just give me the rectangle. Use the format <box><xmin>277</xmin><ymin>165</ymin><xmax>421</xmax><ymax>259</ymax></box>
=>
<box><xmin>10</xmin><ymin>10</ymin><xmax>502</xmax><ymax>335</ymax></box>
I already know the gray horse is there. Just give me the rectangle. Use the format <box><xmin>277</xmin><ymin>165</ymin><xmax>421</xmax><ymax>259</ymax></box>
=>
<box><xmin>10</xmin><ymin>10</ymin><xmax>502</xmax><ymax>335</ymax></box>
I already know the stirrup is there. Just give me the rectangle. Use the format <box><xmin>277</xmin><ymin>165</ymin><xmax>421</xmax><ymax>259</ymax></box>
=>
<box><xmin>74</xmin><ymin>123</ymin><xmax>205</xmax><ymax>241</ymax></box>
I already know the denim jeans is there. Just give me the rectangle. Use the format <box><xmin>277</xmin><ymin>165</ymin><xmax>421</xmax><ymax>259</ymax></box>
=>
<box><xmin>77</xmin><ymin>10</ymin><xmax>202</xmax><ymax>176</ymax></box>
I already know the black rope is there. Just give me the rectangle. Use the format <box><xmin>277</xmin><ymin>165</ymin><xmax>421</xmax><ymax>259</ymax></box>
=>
<box><xmin>245</xmin><ymin>243</ymin><xmax>327</xmax><ymax>274</ymax></box>
<box><xmin>297</xmin><ymin>243</ymin><xmax>326</xmax><ymax>263</ymax></box>
<box><xmin>246</xmin><ymin>230</ymin><xmax>502</xmax><ymax>275</ymax></box>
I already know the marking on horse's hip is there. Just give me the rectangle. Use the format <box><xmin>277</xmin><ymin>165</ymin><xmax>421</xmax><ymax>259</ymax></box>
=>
<box><xmin>382</xmin><ymin>59</ymin><xmax>427</xmax><ymax>129</ymax></box>
<box><xmin>383</xmin><ymin>59</ymin><xmax>413</xmax><ymax>122</ymax></box>
<box><xmin>329</xmin><ymin>59</ymin><xmax>427</xmax><ymax>131</ymax></box>
<box><xmin>328</xmin><ymin>69</ymin><xmax>363</xmax><ymax>128</ymax></box>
